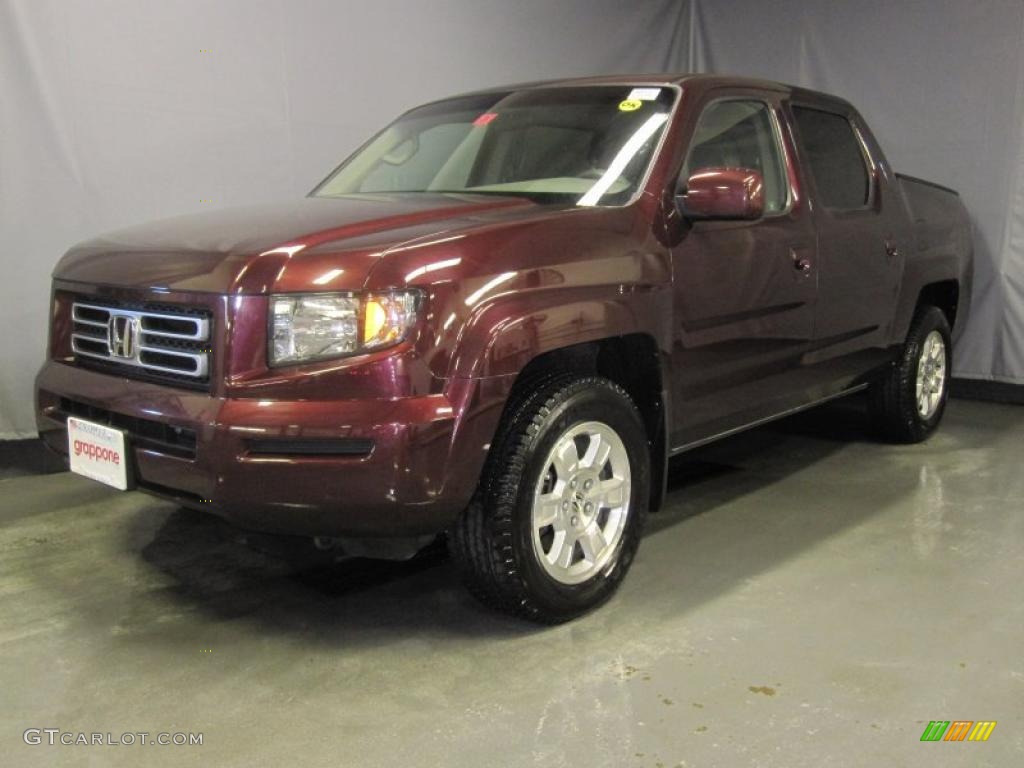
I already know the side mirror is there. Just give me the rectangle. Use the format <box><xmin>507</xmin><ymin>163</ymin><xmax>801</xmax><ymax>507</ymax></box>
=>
<box><xmin>678</xmin><ymin>167</ymin><xmax>764</xmax><ymax>220</ymax></box>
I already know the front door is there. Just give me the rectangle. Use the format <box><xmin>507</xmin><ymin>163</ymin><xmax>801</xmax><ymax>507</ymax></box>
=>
<box><xmin>670</xmin><ymin>96</ymin><xmax>818</xmax><ymax>449</ymax></box>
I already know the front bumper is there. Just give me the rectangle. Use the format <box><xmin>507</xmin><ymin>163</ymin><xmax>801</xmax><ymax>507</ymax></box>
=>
<box><xmin>36</xmin><ymin>361</ymin><xmax>504</xmax><ymax>537</ymax></box>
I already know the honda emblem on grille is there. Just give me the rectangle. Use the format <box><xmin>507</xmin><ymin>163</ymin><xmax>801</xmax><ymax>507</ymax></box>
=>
<box><xmin>108</xmin><ymin>314</ymin><xmax>138</xmax><ymax>359</ymax></box>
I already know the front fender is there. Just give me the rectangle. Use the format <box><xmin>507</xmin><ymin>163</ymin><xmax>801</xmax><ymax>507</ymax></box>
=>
<box><xmin>449</xmin><ymin>283</ymin><xmax>673</xmax><ymax>379</ymax></box>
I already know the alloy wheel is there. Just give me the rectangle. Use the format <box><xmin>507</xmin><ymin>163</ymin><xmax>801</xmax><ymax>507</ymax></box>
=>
<box><xmin>530</xmin><ymin>421</ymin><xmax>631</xmax><ymax>585</ymax></box>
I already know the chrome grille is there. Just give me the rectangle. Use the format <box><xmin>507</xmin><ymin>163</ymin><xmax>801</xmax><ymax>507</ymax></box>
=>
<box><xmin>71</xmin><ymin>301</ymin><xmax>211</xmax><ymax>381</ymax></box>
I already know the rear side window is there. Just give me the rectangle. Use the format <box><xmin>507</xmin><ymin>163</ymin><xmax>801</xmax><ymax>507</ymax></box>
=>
<box><xmin>792</xmin><ymin>107</ymin><xmax>870</xmax><ymax>209</ymax></box>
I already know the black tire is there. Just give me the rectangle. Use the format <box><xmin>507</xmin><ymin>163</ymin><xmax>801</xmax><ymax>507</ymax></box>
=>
<box><xmin>449</xmin><ymin>375</ymin><xmax>650</xmax><ymax>623</ymax></box>
<box><xmin>868</xmin><ymin>305</ymin><xmax>952</xmax><ymax>443</ymax></box>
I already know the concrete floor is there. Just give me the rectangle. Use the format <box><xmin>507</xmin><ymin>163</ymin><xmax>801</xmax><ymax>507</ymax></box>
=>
<box><xmin>2</xmin><ymin>397</ymin><xmax>1022</xmax><ymax>768</ymax></box>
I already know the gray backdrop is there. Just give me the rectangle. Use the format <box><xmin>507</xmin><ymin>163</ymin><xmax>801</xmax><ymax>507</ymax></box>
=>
<box><xmin>2</xmin><ymin>0</ymin><xmax>1022</xmax><ymax>437</ymax></box>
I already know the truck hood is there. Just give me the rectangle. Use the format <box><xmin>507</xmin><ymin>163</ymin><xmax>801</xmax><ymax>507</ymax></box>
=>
<box><xmin>54</xmin><ymin>193</ymin><xmax>537</xmax><ymax>294</ymax></box>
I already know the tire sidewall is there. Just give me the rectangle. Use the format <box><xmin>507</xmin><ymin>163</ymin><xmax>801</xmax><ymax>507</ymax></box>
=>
<box><xmin>507</xmin><ymin>383</ymin><xmax>649</xmax><ymax>618</ymax></box>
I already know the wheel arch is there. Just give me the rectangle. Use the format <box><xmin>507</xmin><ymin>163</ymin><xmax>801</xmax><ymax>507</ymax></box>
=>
<box><xmin>495</xmin><ymin>334</ymin><xmax>670</xmax><ymax>513</ymax></box>
<box><xmin>916</xmin><ymin>279</ymin><xmax>960</xmax><ymax>329</ymax></box>
<box><xmin>449</xmin><ymin>286</ymin><xmax>673</xmax><ymax>513</ymax></box>
<box><xmin>891</xmin><ymin>267</ymin><xmax>962</xmax><ymax>345</ymax></box>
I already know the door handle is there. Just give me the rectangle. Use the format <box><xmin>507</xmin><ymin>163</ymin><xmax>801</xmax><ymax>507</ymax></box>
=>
<box><xmin>885</xmin><ymin>240</ymin><xmax>901</xmax><ymax>259</ymax></box>
<box><xmin>789</xmin><ymin>246</ymin><xmax>812</xmax><ymax>276</ymax></box>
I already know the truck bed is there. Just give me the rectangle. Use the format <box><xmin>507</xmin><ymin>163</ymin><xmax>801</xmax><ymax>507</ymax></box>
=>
<box><xmin>896</xmin><ymin>173</ymin><xmax>970</xmax><ymax>261</ymax></box>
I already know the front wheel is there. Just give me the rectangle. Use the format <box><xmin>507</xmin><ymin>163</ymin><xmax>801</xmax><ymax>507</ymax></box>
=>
<box><xmin>449</xmin><ymin>376</ymin><xmax>650</xmax><ymax>623</ymax></box>
<box><xmin>869</xmin><ymin>305</ymin><xmax>952</xmax><ymax>443</ymax></box>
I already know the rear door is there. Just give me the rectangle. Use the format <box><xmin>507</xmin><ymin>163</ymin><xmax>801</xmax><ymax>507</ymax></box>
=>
<box><xmin>669</xmin><ymin>93</ymin><xmax>818</xmax><ymax>448</ymax></box>
<box><xmin>789</xmin><ymin>104</ymin><xmax>901</xmax><ymax>376</ymax></box>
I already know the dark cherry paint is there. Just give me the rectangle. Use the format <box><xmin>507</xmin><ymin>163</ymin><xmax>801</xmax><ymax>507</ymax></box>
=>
<box><xmin>35</xmin><ymin>75</ymin><xmax>972</xmax><ymax>541</ymax></box>
<box><xmin>680</xmin><ymin>167</ymin><xmax>765</xmax><ymax>220</ymax></box>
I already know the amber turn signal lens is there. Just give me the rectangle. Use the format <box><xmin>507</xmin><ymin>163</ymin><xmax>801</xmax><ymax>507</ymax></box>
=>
<box><xmin>363</xmin><ymin>299</ymin><xmax>388</xmax><ymax>343</ymax></box>
<box><xmin>360</xmin><ymin>291</ymin><xmax>420</xmax><ymax>350</ymax></box>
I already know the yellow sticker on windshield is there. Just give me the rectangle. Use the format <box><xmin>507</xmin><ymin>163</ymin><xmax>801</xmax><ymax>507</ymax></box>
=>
<box><xmin>618</xmin><ymin>99</ymin><xmax>642</xmax><ymax>112</ymax></box>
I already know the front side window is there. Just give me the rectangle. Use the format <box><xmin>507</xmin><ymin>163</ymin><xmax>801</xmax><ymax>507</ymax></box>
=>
<box><xmin>792</xmin><ymin>107</ymin><xmax>870</xmax><ymax>209</ymax></box>
<box><xmin>683</xmin><ymin>100</ymin><xmax>789</xmax><ymax>214</ymax></box>
<box><xmin>313</xmin><ymin>86</ymin><xmax>676</xmax><ymax>207</ymax></box>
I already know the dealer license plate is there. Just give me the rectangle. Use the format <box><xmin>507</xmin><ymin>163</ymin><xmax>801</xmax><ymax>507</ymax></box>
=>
<box><xmin>67</xmin><ymin>417</ymin><xmax>129</xmax><ymax>490</ymax></box>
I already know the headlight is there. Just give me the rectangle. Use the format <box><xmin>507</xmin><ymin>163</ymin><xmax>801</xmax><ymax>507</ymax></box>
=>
<box><xmin>269</xmin><ymin>290</ymin><xmax>420</xmax><ymax>366</ymax></box>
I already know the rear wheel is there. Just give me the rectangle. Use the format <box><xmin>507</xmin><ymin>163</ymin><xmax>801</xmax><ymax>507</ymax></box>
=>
<box><xmin>868</xmin><ymin>305</ymin><xmax>952</xmax><ymax>443</ymax></box>
<box><xmin>449</xmin><ymin>375</ymin><xmax>649</xmax><ymax>623</ymax></box>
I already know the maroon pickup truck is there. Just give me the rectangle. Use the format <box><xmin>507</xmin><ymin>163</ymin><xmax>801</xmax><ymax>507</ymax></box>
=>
<box><xmin>36</xmin><ymin>75</ymin><xmax>971</xmax><ymax>622</ymax></box>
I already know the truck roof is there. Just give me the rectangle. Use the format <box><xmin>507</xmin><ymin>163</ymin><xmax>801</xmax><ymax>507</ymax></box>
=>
<box><xmin>449</xmin><ymin>74</ymin><xmax>853</xmax><ymax>111</ymax></box>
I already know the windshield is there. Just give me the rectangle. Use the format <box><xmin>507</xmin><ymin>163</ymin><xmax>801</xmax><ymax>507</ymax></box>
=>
<box><xmin>311</xmin><ymin>85</ymin><xmax>676</xmax><ymax>206</ymax></box>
